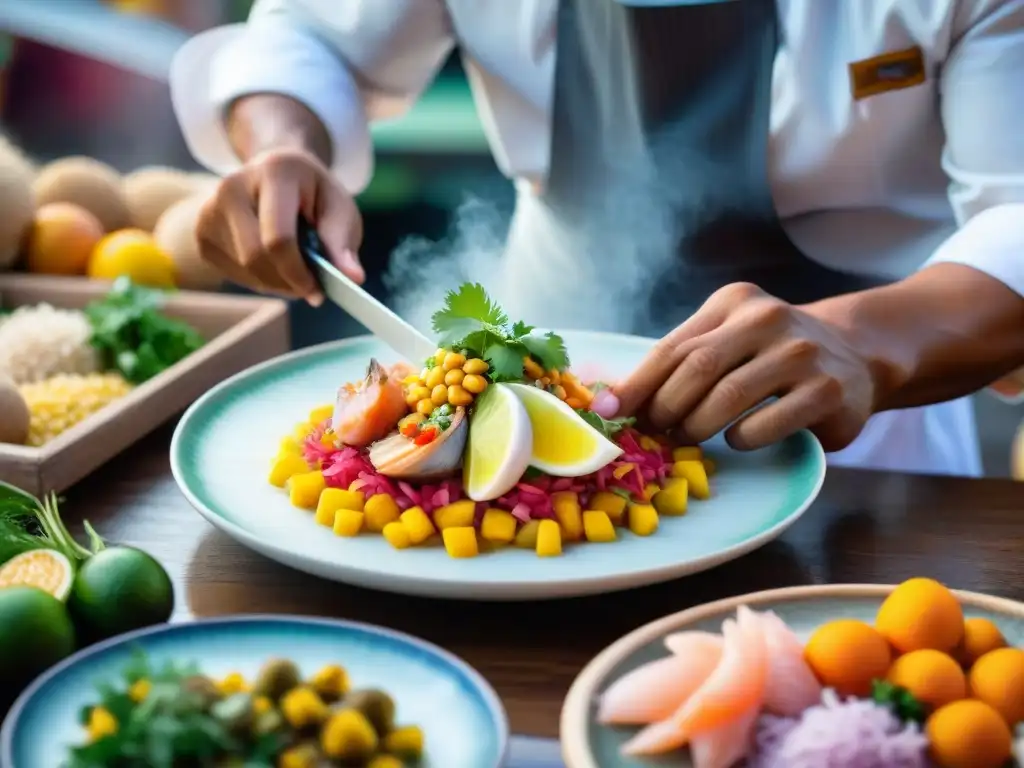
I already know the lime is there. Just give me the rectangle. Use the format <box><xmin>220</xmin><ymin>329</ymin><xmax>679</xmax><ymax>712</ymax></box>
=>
<box><xmin>506</xmin><ymin>383</ymin><xmax>623</xmax><ymax>476</ymax></box>
<box><xmin>463</xmin><ymin>383</ymin><xmax>533</xmax><ymax>502</ymax></box>
<box><xmin>68</xmin><ymin>546</ymin><xmax>174</xmax><ymax>643</ymax></box>
<box><xmin>0</xmin><ymin>586</ymin><xmax>76</xmax><ymax>689</ymax></box>
<box><xmin>0</xmin><ymin>548</ymin><xmax>74</xmax><ymax>601</ymax></box>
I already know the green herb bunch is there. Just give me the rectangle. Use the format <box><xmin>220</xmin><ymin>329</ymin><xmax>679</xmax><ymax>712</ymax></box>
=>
<box><xmin>0</xmin><ymin>481</ymin><xmax>103</xmax><ymax>565</ymax></box>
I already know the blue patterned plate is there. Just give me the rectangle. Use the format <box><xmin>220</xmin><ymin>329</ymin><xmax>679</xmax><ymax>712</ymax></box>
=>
<box><xmin>1</xmin><ymin>616</ymin><xmax>507</xmax><ymax>768</ymax></box>
<box><xmin>170</xmin><ymin>332</ymin><xmax>825</xmax><ymax>600</ymax></box>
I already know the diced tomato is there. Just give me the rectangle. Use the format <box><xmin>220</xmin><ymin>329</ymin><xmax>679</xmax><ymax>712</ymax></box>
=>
<box><xmin>399</xmin><ymin>421</ymin><xmax>419</xmax><ymax>438</ymax></box>
<box><xmin>414</xmin><ymin>426</ymin><xmax>439</xmax><ymax>446</ymax></box>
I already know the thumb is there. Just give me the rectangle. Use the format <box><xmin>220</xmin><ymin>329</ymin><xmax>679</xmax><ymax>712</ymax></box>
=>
<box><xmin>314</xmin><ymin>181</ymin><xmax>365</xmax><ymax>284</ymax></box>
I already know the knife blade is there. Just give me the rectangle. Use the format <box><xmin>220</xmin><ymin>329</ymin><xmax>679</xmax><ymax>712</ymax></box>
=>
<box><xmin>297</xmin><ymin>217</ymin><xmax>437</xmax><ymax>364</ymax></box>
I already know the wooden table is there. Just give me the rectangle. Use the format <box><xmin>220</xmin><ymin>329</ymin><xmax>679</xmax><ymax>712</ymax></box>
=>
<box><xmin>65</xmin><ymin>425</ymin><xmax>1024</xmax><ymax>739</ymax></box>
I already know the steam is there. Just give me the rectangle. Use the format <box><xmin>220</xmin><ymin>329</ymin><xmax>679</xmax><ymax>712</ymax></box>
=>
<box><xmin>386</xmin><ymin>1</ymin><xmax>726</xmax><ymax>338</ymax></box>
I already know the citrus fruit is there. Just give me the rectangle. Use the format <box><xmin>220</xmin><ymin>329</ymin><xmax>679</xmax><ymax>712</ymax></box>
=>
<box><xmin>876</xmin><ymin>577</ymin><xmax>964</xmax><ymax>653</ymax></box>
<box><xmin>68</xmin><ymin>546</ymin><xmax>174</xmax><ymax>643</ymax></box>
<box><xmin>24</xmin><ymin>202</ymin><xmax>105</xmax><ymax>275</ymax></box>
<box><xmin>886</xmin><ymin>649</ymin><xmax>966</xmax><ymax>709</ymax></box>
<box><xmin>463</xmin><ymin>384</ymin><xmax>532</xmax><ymax>502</ymax></box>
<box><xmin>957</xmin><ymin>617</ymin><xmax>1006</xmax><ymax>667</ymax></box>
<box><xmin>968</xmin><ymin>647</ymin><xmax>1024</xmax><ymax>726</ymax></box>
<box><xmin>803</xmin><ymin>618</ymin><xmax>892</xmax><ymax>697</ymax></box>
<box><xmin>926</xmin><ymin>699</ymin><xmax>1012</xmax><ymax>768</ymax></box>
<box><xmin>505</xmin><ymin>383</ymin><xmax>623</xmax><ymax>476</ymax></box>
<box><xmin>0</xmin><ymin>548</ymin><xmax>75</xmax><ymax>601</ymax></box>
<box><xmin>0</xmin><ymin>586</ymin><xmax>76</xmax><ymax>689</ymax></box>
<box><xmin>87</xmin><ymin>228</ymin><xmax>176</xmax><ymax>288</ymax></box>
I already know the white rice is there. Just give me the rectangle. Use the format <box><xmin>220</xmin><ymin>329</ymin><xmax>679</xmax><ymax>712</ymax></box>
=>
<box><xmin>0</xmin><ymin>304</ymin><xmax>100</xmax><ymax>384</ymax></box>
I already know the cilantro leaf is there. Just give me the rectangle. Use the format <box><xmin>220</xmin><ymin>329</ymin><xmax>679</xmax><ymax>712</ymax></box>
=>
<box><xmin>484</xmin><ymin>342</ymin><xmax>526</xmax><ymax>382</ymax></box>
<box><xmin>871</xmin><ymin>679</ymin><xmax>927</xmax><ymax>724</ymax></box>
<box><xmin>431</xmin><ymin>283</ymin><xmax>507</xmax><ymax>341</ymax></box>
<box><xmin>519</xmin><ymin>331</ymin><xmax>569</xmax><ymax>371</ymax></box>
<box><xmin>577</xmin><ymin>409</ymin><xmax>634</xmax><ymax>440</ymax></box>
<box><xmin>511</xmin><ymin>320</ymin><xmax>534</xmax><ymax>337</ymax></box>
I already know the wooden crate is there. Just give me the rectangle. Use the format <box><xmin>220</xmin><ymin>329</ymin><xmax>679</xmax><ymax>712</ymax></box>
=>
<box><xmin>0</xmin><ymin>275</ymin><xmax>290</xmax><ymax>496</ymax></box>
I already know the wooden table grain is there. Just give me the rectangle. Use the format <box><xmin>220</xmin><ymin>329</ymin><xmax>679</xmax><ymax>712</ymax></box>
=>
<box><xmin>62</xmin><ymin>425</ymin><xmax>1024</xmax><ymax>739</ymax></box>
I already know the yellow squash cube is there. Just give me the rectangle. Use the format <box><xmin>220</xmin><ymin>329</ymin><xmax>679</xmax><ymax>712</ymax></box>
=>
<box><xmin>672</xmin><ymin>446</ymin><xmax>703</xmax><ymax>462</ymax></box>
<box><xmin>269</xmin><ymin>453</ymin><xmax>309</xmax><ymax>488</ymax></box>
<box><xmin>588</xmin><ymin>491</ymin><xmax>627</xmax><ymax>524</ymax></box>
<box><xmin>399</xmin><ymin>506</ymin><xmax>435</xmax><ymax>544</ymax></box>
<box><xmin>480</xmin><ymin>509</ymin><xmax>517</xmax><ymax>543</ymax></box>
<box><xmin>536</xmin><ymin>519</ymin><xmax>563</xmax><ymax>557</ymax></box>
<box><xmin>288</xmin><ymin>471</ymin><xmax>326</xmax><ymax>510</ymax></box>
<box><xmin>315</xmin><ymin>487</ymin><xmax>364</xmax><ymax>526</ymax></box>
<box><xmin>442</xmin><ymin>526</ymin><xmax>479</xmax><ymax>558</ymax></box>
<box><xmin>652</xmin><ymin>479</ymin><xmax>688</xmax><ymax>516</ymax></box>
<box><xmin>308</xmin><ymin>404</ymin><xmax>334</xmax><ymax>424</ymax></box>
<box><xmin>514</xmin><ymin>520</ymin><xmax>541</xmax><ymax>548</ymax></box>
<box><xmin>363</xmin><ymin>494</ymin><xmax>401</xmax><ymax>532</ymax></box>
<box><xmin>628</xmin><ymin>503</ymin><xmax>659</xmax><ymax>536</ymax></box>
<box><xmin>551</xmin><ymin>491</ymin><xmax>583</xmax><ymax>541</ymax></box>
<box><xmin>382</xmin><ymin>521</ymin><xmax>413</xmax><ymax>549</ymax></box>
<box><xmin>582</xmin><ymin>510</ymin><xmax>617</xmax><ymax>542</ymax></box>
<box><xmin>433</xmin><ymin>499</ymin><xmax>476</xmax><ymax>529</ymax></box>
<box><xmin>332</xmin><ymin>508</ymin><xmax>364</xmax><ymax>537</ymax></box>
<box><xmin>671</xmin><ymin>460</ymin><xmax>711</xmax><ymax>499</ymax></box>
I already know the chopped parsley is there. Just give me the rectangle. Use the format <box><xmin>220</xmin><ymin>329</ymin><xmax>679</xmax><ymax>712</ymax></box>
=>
<box><xmin>871</xmin><ymin>679</ymin><xmax>927</xmax><ymax>724</ymax></box>
<box><xmin>430</xmin><ymin>284</ymin><xmax>569</xmax><ymax>382</ymax></box>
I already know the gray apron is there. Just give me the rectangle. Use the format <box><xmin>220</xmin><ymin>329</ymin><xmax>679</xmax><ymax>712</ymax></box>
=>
<box><xmin>544</xmin><ymin>0</ymin><xmax>889</xmax><ymax>333</ymax></box>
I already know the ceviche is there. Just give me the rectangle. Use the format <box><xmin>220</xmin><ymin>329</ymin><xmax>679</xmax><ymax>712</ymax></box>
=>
<box><xmin>268</xmin><ymin>283</ymin><xmax>716</xmax><ymax>558</ymax></box>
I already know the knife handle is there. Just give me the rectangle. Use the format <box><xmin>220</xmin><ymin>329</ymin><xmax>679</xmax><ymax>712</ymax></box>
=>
<box><xmin>296</xmin><ymin>215</ymin><xmax>327</xmax><ymax>292</ymax></box>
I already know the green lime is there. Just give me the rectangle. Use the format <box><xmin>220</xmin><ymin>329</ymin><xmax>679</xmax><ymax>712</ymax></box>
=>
<box><xmin>0</xmin><ymin>586</ymin><xmax>76</xmax><ymax>689</ymax></box>
<box><xmin>68</xmin><ymin>546</ymin><xmax>174</xmax><ymax>644</ymax></box>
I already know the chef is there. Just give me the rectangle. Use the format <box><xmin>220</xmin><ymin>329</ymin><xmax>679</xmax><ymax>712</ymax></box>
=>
<box><xmin>170</xmin><ymin>0</ymin><xmax>1024</xmax><ymax>477</ymax></box>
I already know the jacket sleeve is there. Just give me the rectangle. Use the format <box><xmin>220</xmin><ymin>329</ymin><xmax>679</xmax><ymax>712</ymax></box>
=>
<box><xmin>169</xmin><ymin>0</ymin><xmax>455</xmax><ymax>193</ymax></box>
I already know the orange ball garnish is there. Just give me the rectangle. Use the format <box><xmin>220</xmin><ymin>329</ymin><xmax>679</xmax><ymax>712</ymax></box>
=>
<box><xmin>957</xmin><ymin>617</ymin><xmax>1007</xmax><ymax>668</ymax></box>
<box><xmin>24</xmin><ymin>202</ymin><xmax>104</xmax><ymax>275</ymax></box>
<box><xmin>886</xmin><ymin>649</ymin><xmax>966</xmax><ymax>709</ymax></box>
<box><xmin>803</xmin><ymin>619</ymin><xmax>892</xmax><ymax>697</ymax></box>
<box><xmin>875</xmin><ymin>577</ymin><xmax>964</xmax><ymax>654</ymax></box>
<box><xmin>968</xmin><ymin>647</ymin><xmax>1024</xmax><ymax>727</ymax></box>
<box><xmin>926</xmin><ymin>699</ymin><xmax>1012</xmax><ymax>768</ymax></box>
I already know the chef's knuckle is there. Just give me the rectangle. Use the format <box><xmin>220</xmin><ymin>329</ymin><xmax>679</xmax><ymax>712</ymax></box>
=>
<box><xmin>652</xmin><ymin>336</ymin><xmax>679</xmax><ymax>360</ymax></box>
<box><xmin>685</xmin><ymin>346</ymin><xmax>720</xmax><ymax>378</ymax></box>
<box><xmin>263</xmin><ymin>232</ymin><xmax>296</xmax><ymax>254</ymax></box>
<box><xmin>782</xmin><ymin>338</ymin><xmax>820</xmax><ymax>365</ymax></box>
<box><xmin>721</xmin><ymin>282</ymin><xmax>762</xmax><ymax>304</ymax></box>
<box><xmin>814</xmin><ymin>375</ymin><xmax>845</xmax><ymax>408</ymax></box>
<box><xmin>714</xmin><ymin>378</ymin><xmax>747</xmax><ymax>410</ymax></box>
<box><xmin>750</xmin><ymin>298</ymin><xmax>790</xmax><ymax>328</ymax></box>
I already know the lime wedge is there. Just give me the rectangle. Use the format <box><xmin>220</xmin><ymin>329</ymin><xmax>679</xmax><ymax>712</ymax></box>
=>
<box><xmin>463</xmin><ymin>384</ymin><xmax>533</xmax><ymax>502</ymax></box>
<box><xmin>506</xmin><ymin>383</ymin><xmax>623</xmax><ymax>476</ymax></box>
<box><xmin>0</xmin><ymin>548</ymin><xmax>74</xmax><ymax>601</ymax></box>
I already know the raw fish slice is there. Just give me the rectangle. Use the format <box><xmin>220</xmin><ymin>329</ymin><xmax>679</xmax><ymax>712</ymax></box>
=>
<box><xmin>621</xmin><ymin>605</ymin><xmax>768</xmax><ymax>756</ymax></box>
<box><xmin>598</xmin><ymin>632</ymin><xmax>724</xmax><ymax>725</ymax></box>
<box><xmin>664</xmin><ymin>630</ymin><xmax>724</xmax><ymax>656</ymax></box>
<box><xmin>333</xmin><ymin>359</ymin><xmax>409</xmax><ymax>447</ymax></box>
<box><xmin>759</xmin><ymin>610</ymin><xmax>822</xmax><ymax>717</ymax></box>
<box><xmin>689</xmin><ymin>706</ymin><xmax>759</xmax><ymax>768</ymax></box>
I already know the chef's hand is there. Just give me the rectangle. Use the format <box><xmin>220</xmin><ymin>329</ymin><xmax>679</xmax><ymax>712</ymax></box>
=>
<box><xmin>599</xmin><ymin>283</ymin><xmax>878</xmax><ymax>451</ymax></box>
<box><xmin>196</xmin><ymin>147</ymin><xmax>365</xmax><ymax>306</ymax></box>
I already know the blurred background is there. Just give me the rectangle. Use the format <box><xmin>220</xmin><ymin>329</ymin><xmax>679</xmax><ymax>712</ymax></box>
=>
<box><xmin>0</xmin><ymin>0</ymin><xmax>1019</xmax><ymax>477</ymax></box>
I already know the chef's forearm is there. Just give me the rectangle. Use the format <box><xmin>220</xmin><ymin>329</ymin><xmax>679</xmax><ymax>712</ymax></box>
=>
<box><xmin>227</xmin><ymin>94</ymin><xmax>333</xmax><ymax>166</ymax></box>
<box><xmin>809</xmin><ymin>263</ymin><xmax>1024</xmax><ymax>411</ymax></box>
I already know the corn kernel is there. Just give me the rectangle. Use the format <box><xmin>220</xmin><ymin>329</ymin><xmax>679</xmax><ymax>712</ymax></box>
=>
<box><xmin>308</xmin><ymin>404</ymin><xmax>333</xmax><ymax>424</ymax></box>
<box><xmin>217</xmin><ymin>672</ymin><xmax>250</xmax><ymax>695</ymax></box>
<box><xmin>321</xmin><ymin>708</ymin><xmax>378</xmax><ymax>758</ymax></box>
<box><xmin>20</xmin><ymin>373</ymin><xmax>134</xmax><ymax>447</ymax></box>
<box><xmin>536</xmin><ymin>519</ymin><xmax>563</xmax><ymax>557</ymax></box>
<box><xmin>462</xmin><ymin>374</ymin><xmax>488</xmax><ymax>394</ymax></box>
<box><xmin>447</xmin><ymin>385</ymin><xmax>473</xmax><ymax>407</ymax></box>
<box><xmin>442</xmin><ymin>526</ymin><xmax>479</xmax><ymax>558</ymax></box>
<box><xmin>363</xmin><ymin>494</ymin><xmax>401</xmax><ymax>532</ymax></box>
<box><xmin>628</xmin><ymin>504</ymin><xmax>659</xmax><ymax>536</ymax></box>
<box><xmin>672</xmin><ymin>446</ymin><xmax>703</xmax><ymax>462</ymax></box>
<box><xmin>433</xmin><ymin>499</ymin><xmax>476</xmax><ymax>529</ymax></box>
<box><xmin>425</xmin><ymin>366</ymin><xmax>446</xmax><ymax>388</ymax></box>
<box><xmin>332</xmin><ymin>508</ymin><xmax>364</xmax><ymax>537</ymax></box>
<box><xmin>400</xmin><ymin>506</ymin><xmax>435</xmax><ymax>544</ymax></box>
<box><xmin>463</xmin><ymin>358</ymin><xmax>490</xmax><ymax>375</ymax></box>
<box><xmin>253</xmin><ymin>695</ymin><xmax>273</xmax><ymax>715</ymax></box>
<box><xmin>280</xmin><ymin>744</ymin><xmax>319</xmax><ymax>768</ymax></box>
<box><xmin>514</xmin><ymin>520</ymin><xmax>541</xmax><ymax>548</ymax></box>
<box><xmin>430</xmin><ymin>384</ymin><xmax>448</xmax><ymax>405</ymax></box>
<box><xmin>383</xmin><ymin>725</ymin><xmax>425</xmax><ymax>759</ymax></box>
<box><xmin>128</xmin><ymin>679</ymin><xmax>151</xmax><ymax>702</ymax></box>
<box><xmin>434</xmin><ymin>348</ymin><xmax>447</xmax><ymax>365</ymax></box>
<box><xmin>87</xmin><ymin>706</ymin><xmax>118</xmax><ymax>742</ymax></box>
<box><xmin>588</xmin><ymin>491</ymin><xmax>627</xmax><ymax>523</ymax></box>
<box><xmin>382</xmin><ymin>521</ymin><xmax>413</xmax><ymax>549</ymax></box>
<box><xmin>416</xmin><ymin>399</ymin><xmax>435</xmax><ymax>416</ymax></box>
<box><xmin>442</xmin><ymin>351</ymin><xmax>466</xmax><ymax>371</ymax></box>
<box><xmin>653</xmin><ymin>479</ymin><xmax>688</xmax><ymax>516</ymax></box>
<box><xmin>280</xmin><ymin>686</ymin><xmax>328</xmax><ymax>729</ymax></box>
<box><xmin>444</xmin><ymin>368</ymin><xmax>465</xmax><ymax>386</ymax></box>
<box><xmin>289</xmin><ymin>471</ymin><xmax>326</xmax><ymax>510</ymax></box>
<box><xmin>480</xmin><ymin>509</ymin><xmax>517</xmax><ymax>542</ymax></box>
<box><xmin>703</xmin><ymin>457</ymin><xmax>717</xmax><ymax>476</ymax></box>
<box><xmin>582</xmin><ymin>510</ymin><xmax>617</xmax><ymax>542</ymax></box>
<box><xmin>551</xmin><ymin>491</ymin><xmax>583</xmax><ymax>541</ymax></box>
<box><xmin>670</xmin><ymin>460</ymin><xmax>711</xmax><ymax>499</ymax></box>
<box><xmin>310</xmin><ymin>664</ymin><xmax>350</xmax><ymax>700</ymax></box>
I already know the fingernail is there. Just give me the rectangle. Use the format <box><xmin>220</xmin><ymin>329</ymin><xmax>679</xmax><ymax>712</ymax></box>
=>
<box><xmin>308</xmin><ymin>291</ymin><xmax>324</xmax><ymax>308</ymax></box>
<box><xmin>591</xmin><ymin>389</ymin><xmax>620</xmax><ymax>419</ymax></box>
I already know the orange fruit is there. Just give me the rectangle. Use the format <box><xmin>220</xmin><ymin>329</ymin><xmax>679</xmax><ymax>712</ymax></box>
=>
<box><xmin>25</xmin><ymin>203</ymin><xmax>104</xmax><ymax>275</ymax></box>
<box><xmin>87</xmin><ymin>228</ymin><xmax>176</xmax><ymax>288</ymax></box>
<box><xmin>803</xmin><ymin>619</ymin><xmax>892</xmax><ymax>697</ymax></box>
<box><xmin>968</xmin><ymin>647</ymin><xmax>1024</xmax><ymax>727</ymax></box>
<box><xmin>876</xmin><ymin>577</ymin><xmax>964</xmax><ymax>654</ymax></box>
<box><xmin>957</xmin><ymin>617</ymin><xmax>1007</xmax><ymax>668</ymax></box>
<box><xmin>926</xmin><ymin>699</ymin><xmax>1012</xmax><ymax>768</ymax></box>
<box><xmin>886</xmin><ymin>649</ymin><xmax>966</xmax><ymax>709</ymax></box>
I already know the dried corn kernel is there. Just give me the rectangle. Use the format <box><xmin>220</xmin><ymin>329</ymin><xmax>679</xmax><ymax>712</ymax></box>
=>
<box><xmin>462</xmin><ymin>374</ymin><xmax>488</xmax><ymax>394</ymax></box>
<box><xmin>444</xmin><ymin>368</ymin><xmax>465</xmax><ymax>386</ymax></box>
<box><xmin>363</xmin><ymin>494</ymin><xmax>401</xmax><ymax>532</ymax></box>
<box><xmin>514</xmin><ymin>520</ymin><xmax>541</xmax><ymax>548</ymax></box>
<box><xmin>87</xmin><ymin>706</ymin><xmax>118</xmax><ymax>742</ymax></box>
<box><xmin>289</xmin><ymin>471</ymin><xmax>326</xmax><ymax>510</ymax></box>
<box><xmin>583</xmin><ymin>510</ymin><xmax>617</xmax><ymax>542</ymax></box>
<box><xmin>310</xmin><ymin>664</ymin><xmax>349</xmax><ymax>701</ymax></box>
<box><xmin>672</xmin><ymin>446</ymin><xmax>703</xmax><ymax>462</ymax></box>
<box><xmin>551</xmin><ymin>491</ymin><xmax>583</xmax><ymax>541</ymax></box>
<box><xmin>536</xmin><ymin>519</ymin><xmax>562</xmax><ymax>557</ymax></box>
<box><xmin>217</xmin><ymin>672</ymin><xmax>249</xmax><ymax>695</ymax></box>
<box><xmin>430</xmin><ymin>384</ymin><xmax>448</xmax><ymax>405</ymax></box>
<box><xmin>280</xmin><ymin>686</ymin><xmax>328</xmax><ymax>729</ymax></box>
<box><xmin>588</xmin><ymin>491</ymin><xmax>627</xmax><ymax>523</ymax></box>
<box><xmin>434</xmin><ymin>500</ymin><xmax>476</xmax><ymax>529</ymax></box>
<box><xmin>628</xmin><ymin>504</ymin><xmax>659</xmax><ymax>536</ymax></box>
<box><xmin>442</xmin><ymin>351</ymin><xmax>466</xmax><ymax>371</ymax></box>
<box><xmin>19</xmin><ymin>373</ymin><xmax>133</xmax><ymax>447</ymax></box>
<box><xmin>653</xmin><ymin>479</ymin><xmax>688</xmax><ymax>516</ymax></box>
<box><xmin>400</xmin><ymin>506</ymin><xmax>435</xmax><ymax>544</ymax></box>
<box><xmin>442</xmin><ymin>526</ymin><xmax>479</xmax><ymax>558</ymax></box>
<box><xmin>333</xmin><ymin>508</ymin><xmax>364</xmax><ymax>537</ymax></box>
<box><xmin>462</xmin><ymin>358</ymin><xmax>490</xmax><ymax>375</ymax></box>
<box><xmin>671</xmin><ymin>460</ymin><xmax>710</xmax><ymax>499</ymax></box>
<box><xmin>382</xmin><ymin>521</ymin><xmax>413</xmax><ymax>549</ymax></box>
<box><xmin>447</xmin><ymin>384</ymin><xmax>473</xmax><ymax>407</ymax></box>
<box><xmin>480</xmin><ymin>509</ymin><xmax>517</xmax><ymax>542</ymax></box>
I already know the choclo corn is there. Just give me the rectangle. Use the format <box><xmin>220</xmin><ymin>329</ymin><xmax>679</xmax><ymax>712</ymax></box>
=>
<box><xmin>19</xmin><ymin>373</ymin><xmax>133</xmax><ymax>446</ymax></box>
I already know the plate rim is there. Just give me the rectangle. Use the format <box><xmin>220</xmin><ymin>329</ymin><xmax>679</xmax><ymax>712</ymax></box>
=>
<box><xmin>559</xmin><ymin>583</ymin><xmax>1024</xmax><ymax>768</ymax></box>
<box><xmin>170</xmin><ymin>333</ymin><xmax>827</xmax><ymax>600</ymax></box>
<box><xmin>1</xmin><ymin>613</ymin><xmax>510</xmax><ymax>768</ymax></box>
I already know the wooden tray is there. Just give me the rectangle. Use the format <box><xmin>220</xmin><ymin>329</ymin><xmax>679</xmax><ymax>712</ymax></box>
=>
<box><xmin>0</xmin><ymin>275</ymin><xmax>290</xmax><ymax>496</ymax></box>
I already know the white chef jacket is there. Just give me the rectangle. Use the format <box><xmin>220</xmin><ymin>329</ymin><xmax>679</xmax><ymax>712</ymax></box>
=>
<box><xmin>169</xmin><ymin>0</ymin><xmax>1024</xmax><ymax>478</ymax></box>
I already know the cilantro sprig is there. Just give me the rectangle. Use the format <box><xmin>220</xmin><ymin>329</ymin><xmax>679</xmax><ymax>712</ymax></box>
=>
<box><xmin>577</xmin><ymin>410</ymin><xmax>635</xmax><ymax>441</ymax></box>
<box><xmin>430</xmin><ymin>284</ymin><xmax>570</xmax><ymax>382</ymax></box>
<box><xmin>871</xmin><ymin>679</ymin><xmax>927</xmax><ymax>724</ymax></box>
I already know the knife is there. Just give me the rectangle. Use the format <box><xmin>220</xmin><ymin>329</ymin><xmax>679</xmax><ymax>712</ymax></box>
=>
<box><xmin>297</xmin><ymin>217</ymin><xmax>438</xmax><ymax>364</ymax></box>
